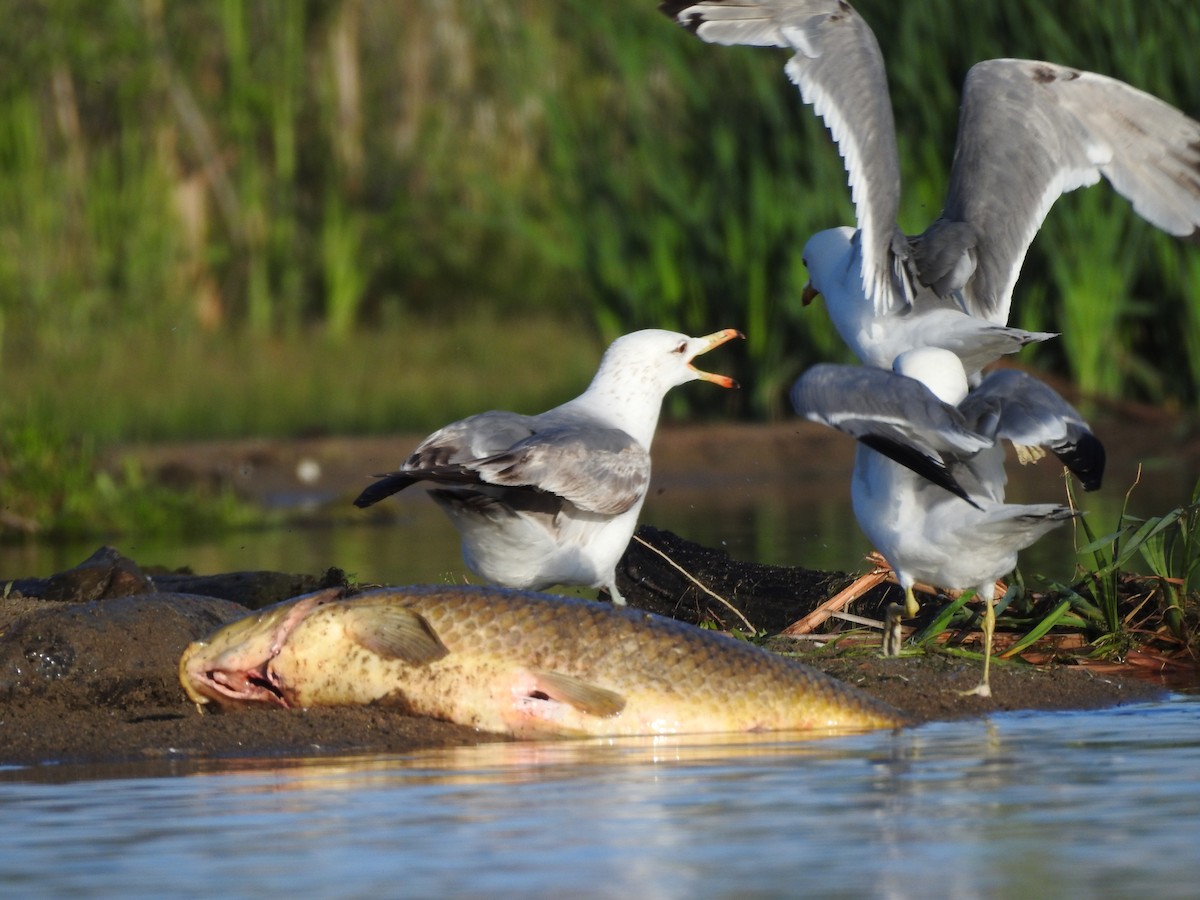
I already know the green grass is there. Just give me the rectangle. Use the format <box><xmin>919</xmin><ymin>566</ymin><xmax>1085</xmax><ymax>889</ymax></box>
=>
<box><xmin>1</xmin><ymin>1</ymin><xmax>1199</xmax><ymax>417</ymax></box>
<box><xmin>0</xmin><ymin>425</ymin><xmax>266</xmax><ymax>542</ymax></box>
<box><xmin>0</xmin><ymin>313</ymin><xmax>608</xmax><ymax>443</ymax></box>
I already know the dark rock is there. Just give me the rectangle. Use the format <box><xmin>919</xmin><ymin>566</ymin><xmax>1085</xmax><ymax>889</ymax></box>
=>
<box><xmin>0</xmin><ymin>593</ymin><xmax>248</xmax><ymax>709</ymax></box>
<box><xmin>6</xmin><ymin>545</ymin><xmax>348</xmax><ymax>611</ymax></box>
<box><xmin>36</xmin><ymin>546</ymin><xmax>155</xmax><ymax>602</ymax></box>
<box><xmin>616</xmin><ymin>525</ymin><xmax>904</xmax><ymax>633</ymax></box>
<box><xmin>151</xmin><ymin>566</ymin><xmax>349</xmax><ymax>609</ymax></box>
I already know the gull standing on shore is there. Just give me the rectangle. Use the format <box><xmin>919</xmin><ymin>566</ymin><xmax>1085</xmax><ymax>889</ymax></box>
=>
<box><xmin>792</xmin><ymin>348</ymin><xmax>1105</xmax><ymax>695</ymax></box>
<box><xmin>354</xmin><ymin>328</ymin><xmax>742</xmax><ymax>605</ymax></box>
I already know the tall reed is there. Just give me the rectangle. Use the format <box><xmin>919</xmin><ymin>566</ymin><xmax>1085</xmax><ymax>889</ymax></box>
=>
<box><xmin>0</xmin><ymin>0</ymin><xmax>1198</xmax><ymax>426</ymax></box>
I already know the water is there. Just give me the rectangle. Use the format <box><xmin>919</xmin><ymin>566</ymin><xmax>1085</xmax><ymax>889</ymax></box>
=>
<box><xmin>1</xmin><ymin>697</ymin><xmax>1198</xmax><ymax>898</ymax></box>
<box><xmin>2</xmin><ymin>426</ymin><xmax>1197</xmax><ymax>895</ymax></box>
<box><xmin>3</xmin><ymin>420</ymin><xmax>1195</xmax><ymax>590</ymax></box>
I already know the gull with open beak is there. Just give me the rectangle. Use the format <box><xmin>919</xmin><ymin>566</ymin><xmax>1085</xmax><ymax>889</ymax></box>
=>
<box><xmin>354</xmin><ymin>328</ymin><xmax>743</xmax><ymax>605</ymax></box>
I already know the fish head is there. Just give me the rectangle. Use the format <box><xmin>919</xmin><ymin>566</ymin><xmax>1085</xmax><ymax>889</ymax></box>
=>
<box><xmin>179</xmin><ymin>588</ymin><xmax>341</xmax><ymax>710</ymax></box>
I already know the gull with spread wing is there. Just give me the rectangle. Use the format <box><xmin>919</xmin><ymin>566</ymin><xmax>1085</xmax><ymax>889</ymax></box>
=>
<box><xmin>661</xmin><ymin>1</ymin><xmax>1200</xmax><ymax>371</ymax></box>
<box><xmin>792</xmin><ymin>348</ymin><xmax>1105</xmax><ymax>695</ymax></box>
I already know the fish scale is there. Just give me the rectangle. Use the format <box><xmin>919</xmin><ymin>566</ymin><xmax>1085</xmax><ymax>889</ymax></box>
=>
<box><xmin>180</xmin><ymin>585</ymin><xmax>909</xmax><ymax>736</ymax></box>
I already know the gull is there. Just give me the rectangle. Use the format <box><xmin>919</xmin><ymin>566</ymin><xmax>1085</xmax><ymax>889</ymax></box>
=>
<box><xmin>792</xmin><ymin>347</ymin><xmax>1105</xmax><ymax>695</ymax></box>
<box><xmin>660</xmin><ymin>1</ymin><xmax>1200</xmax><ymax>371</ymax></box>
<box><xmin>354</xmin><ymin>328</ymin><xmax>742</xmax><ymax>605</ymax></box>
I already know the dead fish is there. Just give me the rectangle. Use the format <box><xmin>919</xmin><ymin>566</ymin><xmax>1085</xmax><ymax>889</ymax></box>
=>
<box><xmin>180</xmin><ymin>585</ymin><xmax>908</xmax><ymax>737</ymax></box>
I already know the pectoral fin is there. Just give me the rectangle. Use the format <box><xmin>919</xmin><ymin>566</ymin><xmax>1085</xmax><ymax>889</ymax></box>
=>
<box><xmin>529</xmin><ymin>669</ymin><xmax>626</xmax><ymax>718</ymax></box>
<box><xmin>343</xmin><ymin>603</ymin><xmax>449</xmax><ymax>666</ymax></box>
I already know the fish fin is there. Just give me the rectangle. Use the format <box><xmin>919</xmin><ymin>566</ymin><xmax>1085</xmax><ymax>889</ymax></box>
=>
<box><xmin>343</xmin><ymin>605</ymin><xmax>450</xmax><ymax>666</ymax></box>
<box><xmin>528</xmin><ymin>669</ymin><xmax>626</xmax><ymax>718</ymax></box>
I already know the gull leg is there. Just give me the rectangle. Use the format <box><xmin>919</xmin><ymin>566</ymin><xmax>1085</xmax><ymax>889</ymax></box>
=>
<box><xmin>606</xmin><ymin>582</ymin><xmax>628</xmax><ymax>606</ymax></box>
<box><xmin>961</xmin><ymin>589</ymin><xmax>995</xmax><ymax>698</ymax></box>
<box><xmin>882</xmin><ymin>602</ymin><xmax>904</xmax><ymax>657</ymax></box>
<box><xmin>881</xmin><ymin>585</ymin><xmax>918</xmax><ymax>656</ymax></box>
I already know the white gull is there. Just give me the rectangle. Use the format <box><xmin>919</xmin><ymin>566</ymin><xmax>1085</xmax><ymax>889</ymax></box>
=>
<box><xmin>661</xmin><ymin>1</ymin><xmax>1200</xmax><ymax>370</ymax></box>
<box><xmin>354</xmin><ymin>328</ymin><xmax>742</xmax><ymax>605</ymax></box>
<box><xmin>791</xmin><ymin>347</ymin><xmax>1105</xmax><ymax>695</ymax></box>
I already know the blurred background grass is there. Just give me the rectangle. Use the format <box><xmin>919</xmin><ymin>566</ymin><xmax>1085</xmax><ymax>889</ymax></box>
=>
<box><xmin>1</xmin><ymin>0</ymin><xmax>1198</xmax><ymax>445</ymax></box>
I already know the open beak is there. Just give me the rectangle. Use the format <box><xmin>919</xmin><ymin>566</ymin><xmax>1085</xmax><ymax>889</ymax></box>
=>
<box><xmin>801</xmin><ymin>281</ymin><xmax>820</xmax><ymax>306</ymax></box>
<box><xmin>688</xmin><ymin>328</ymin><xmax>744</xmax><ymax>389</ymax></box>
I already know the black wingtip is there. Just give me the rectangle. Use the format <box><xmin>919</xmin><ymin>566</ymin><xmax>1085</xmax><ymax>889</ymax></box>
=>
<box><xmin>859</xmin><ymin>436</ymin><xmax>983</xmax><ymax>510</ymax></box>
<box><xmin>352</xmin><ymin>472</ymin><xmax>417</xmax><ymax>509</ymax></box>
<box><xmin>1054</xmin><ymin>432</ymin><xmax>1106</xmax><ymax>492</ymax></box>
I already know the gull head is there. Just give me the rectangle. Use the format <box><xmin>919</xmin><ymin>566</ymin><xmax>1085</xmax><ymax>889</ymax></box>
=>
<box><xmin>800</xmin><ymin>226</ymin><xmax>859</xmax><ymax>306</ymax></box>
<box><xmin>594</xmin><ymin>328</ymin><xmax>743</xmax><ymax>394</ymax></box>
<box><xmin>892</xmin><ymin>347</ymin><xmax>970</xmax><ymax>406</ymax></box>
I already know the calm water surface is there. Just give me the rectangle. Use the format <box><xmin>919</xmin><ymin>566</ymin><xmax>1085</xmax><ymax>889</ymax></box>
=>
<box><xmin>1</xmin><ymin>698</ymin><xmax>1198</xmax><ymax>898</ymax></box>
<box><xmin>4</xmin><ymin>413</ymin><xmax>1198</xmax><ymax>589</ymax></box>
<box><xmin>2</xmin><ymin>427</ymin><xmax>1197</xmax><ymax>896</ymax></box>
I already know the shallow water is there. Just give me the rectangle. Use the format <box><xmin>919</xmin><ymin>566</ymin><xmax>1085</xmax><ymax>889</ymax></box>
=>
<box><xmin>2</xmin><ymin>697</ymin><xmax>1198</xmax><ymax>898</ymax></box>
<box><xmin>3</xmin><ymin>419</ymin><xmax>1195</xmax><ymax>592</ymax></box>
<box><xmin>2</xmin><ymin>427</ymin><xmax>1197</xmax><ymax>895</ymax></box>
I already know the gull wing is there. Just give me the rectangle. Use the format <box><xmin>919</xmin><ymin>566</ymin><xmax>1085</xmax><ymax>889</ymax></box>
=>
<box><xmin>960</xmin><ymin>368</ymin><xmax>1105</xmax><ymax>490</ymax></box>
<box><xmin>792</xmin><ymin>363</ymin><xmax>991</xmax><ymax>504</ymax></box>
<box><xmin>660</xmin><ymin>0</ymin><xmax>906</xmax><ymax>313</ymax></box>
<box><xmin>921</xmin><ymin>59</ymin><xmax>1200</xmax><ymax>323</ymax></box>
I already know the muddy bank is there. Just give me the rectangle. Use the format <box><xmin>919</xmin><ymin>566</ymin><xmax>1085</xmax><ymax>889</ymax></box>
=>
<box><xmin>0</xmin><ymin>546</ymin><xmax>1174</xmax><ymax>770</ymax></box>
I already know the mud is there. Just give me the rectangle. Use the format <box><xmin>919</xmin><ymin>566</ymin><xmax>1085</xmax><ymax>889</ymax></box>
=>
<box><xmin>0</xmin><ymin>545</ymin><xmax>1174</xmax><ymax>770</ymax></box>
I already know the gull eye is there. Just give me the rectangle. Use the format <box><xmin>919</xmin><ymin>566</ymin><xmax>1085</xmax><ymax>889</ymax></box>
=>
<box><xmin>673</xmin><ymin>340</ymin><xmax>688</xmax><ymax>354</ymax></box>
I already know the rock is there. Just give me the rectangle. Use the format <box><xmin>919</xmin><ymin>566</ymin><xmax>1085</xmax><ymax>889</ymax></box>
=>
<box><xmin>151</xmin><ymin>567</ymin><xmax>349</xmax><ymax>610</ymax></box>
<box><xmin>4</xmin><ymin>545</ymin><xmax>349</xmax><ymax>611</ymax></box>
<box><xmin>616</xmin><ymin>525</ymin><xmax>902</xmax><ymax>633</ymax></box>
<box><xmin>13</xmin><ymin>546</ymin><xmax>156</xmax><ymax>602</ymax></box>
<box><xmin>0</xmin><ymin>593</ymin><xmax>248</xmax><ymax>709</ymax></box>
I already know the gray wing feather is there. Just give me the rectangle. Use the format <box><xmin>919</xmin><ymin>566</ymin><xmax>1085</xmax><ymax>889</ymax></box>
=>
<box><xmin>398</xmin><ymin>410</ymin><xmax>648</xmax><ymax>516</ymax></box>
<box><xmin>791</xmin><ymin>364</ymin><xmax>991</xmax><ymax>457</ymax></box>
<box><xmin>930</xmin><ymin>59</ymin><xmax>1200</xmax><ymax>322</ymax></box>
<box><xmin>960</xmin><ymin>369</ymin><xmax>1089</xmax><ymax>447</ymax></box>
<box><xmin>470</xmin><ymin>425</ymin><xmax>650</xmax><ymax>516</ymax></box>
<box><xmin>962</xmin><ymin>369</ymin><xmax>1105</xmax><ymax>490</ymax></box>
<box><xmin>661</xmin><ymin>0</ymin><xmax>905</xmax><ymax>313</ymax></box>
<box><xmin>404</xmin><ymin>411</ymin><xmax>539</xmax><ymax>469</ymax></box>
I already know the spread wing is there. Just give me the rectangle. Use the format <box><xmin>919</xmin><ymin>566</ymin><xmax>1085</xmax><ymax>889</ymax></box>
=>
<box><xmin>791</xmin><ymin>363</ymin><xmax>992</xmax><ymax>505</ymax></box>
<box><xmin>660</xmin><ymin>0</ymin><xmax>906</xmax><ymax>313</ymax></box>
<box><xmin>920</xmin><ymin>59</ymin><xmax>1200</xmax><ymax>323</ymax></box>
<box><xmin>960</xmin><ymin>368</ymin><xmax>1105</xmax><ymax>491</ymax></box>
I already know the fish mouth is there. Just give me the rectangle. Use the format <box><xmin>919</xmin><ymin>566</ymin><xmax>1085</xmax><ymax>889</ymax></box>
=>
<box><xmin>208</xmin><ymin>664</ymin><xmax>292</xmax><ymax>709</ymax></box>
<box><xmin>180</xmin><ymin>588</ymin><xmax>341</xmax><ymax>710</ymax></box>
<box><xmin>183</xmin><ymin>648</ymin><xmax>291</xmax><ymax>710</ymax></box>
<box><xmin>688</xmin><ymin>328</ymin><xmax>743</xmax><ymax>389</ymax></box>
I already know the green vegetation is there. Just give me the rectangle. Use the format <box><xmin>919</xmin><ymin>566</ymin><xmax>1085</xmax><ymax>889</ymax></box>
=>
<box><xmin>901</xmin><ymin>473</ymin><xmax>1200</xmax><ymax>666</ymax></box>
<box><xmin>3</xmin><ymin>0</ymin><xmax>1200</xmax><ymax>435</ymax></box>
<box><xmin>0</xmin><ymin>426</ymin><xmax>265</xmax><ymax>541</ymax></box>
<box><xmin>2</xmin><ymin>1</ymin><xmax>1199</xmax><ymax>561</ymax></box>
<box><xmin>2</xmin><ymin>312</ymin><xmax>601</xmax><ymax>443</ymax></box>
<box><xmin>1064</xmin><ymin>473</ymin><xmax>1200</xmax><ymax>648</ymax></box>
